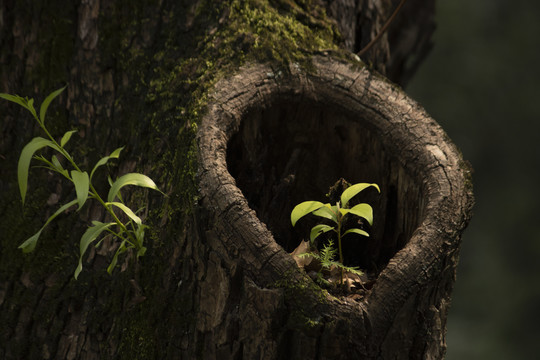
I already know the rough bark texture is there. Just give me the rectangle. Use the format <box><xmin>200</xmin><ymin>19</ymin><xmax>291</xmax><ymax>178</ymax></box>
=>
<box><xmin>198</xmin><ymin>56</ymin><xmax>473</xmax><ymax>359</ymax></box>
<box><xmin>322</xmin><ymin>0</ymin><xmax>436</xmax><ymax>85</ymax></box>
<box><xmin>0</xmin><ymin>0</ymin><xmax>472</xmax><ymax>359</ymax></box>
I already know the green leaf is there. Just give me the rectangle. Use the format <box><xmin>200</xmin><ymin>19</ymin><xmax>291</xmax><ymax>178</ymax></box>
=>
<box><xmin>134</xmin><ymin>223</ymin><xmax>148</xmax><ymax>246</ymax></box>
<box><xmin>347</xmin><ymin>203</ymin><xmax>374</xmax><ymax>225</ymax></box>
<box><xmin>26</xmin><ymin>98</ymin><xmax>38</xmax><ymax>119</ymax></box>
<box><xmin>18</xmin><ymin>230</ymin><xmax>43</xmax><ymax>254</ymax></box>
<box><xmin>309</xmin><ymin>224</ymin><xmax>334</xmax><ymax>243</ymax></box>
<box><xmin>0</xmin><ymin>93</ymin><xmax>28</xmax><ymax>108</ymax></box>
<box><xmin>75</xmin><ymin>221</ymin><xmax>115</xmax><ymax>279</ymax></box>
<box><xmin>340</xmin><ymin>183</ymin><xmax>380</xmax><ymax>208</ymax></box>
<box><xmin>336</xmin><ymin>263</ymin><xmax>364</xmax><ymax>277</ymax></box>
<box><xmin>90</xmin><ymin>147</ymin><xmax>124</xmax><ymax>180</ymax></box>
<box><xmin>71</xmin><ymin>170</ymin><xmax>90</xmax><ymax>209</ymax></box>
<box><xmin>51</xmin><ymin>155</ymin><xmax>69</xmax><ymax>177</ymax></box>
<box><xmin>342</xmin><ymin>228</ymin><xmax>370</xmax><ymax>238</ymax></box>
<box><xmin>319</xmin><ymin>239</ymin><xmax>337</xmax><ymax>263</ymax></box>
<box><xmin>33</xmin><ymin>154</ymin><xmax>54</xmax><ymax>168</ymax></box>
<box><xmin>106</xmin><ymin>201</ymin><xmax>142</xmax><ymax>225</ymax></box>
<box><xmin>0</xmin><ymin>93</ymin><xmax>38</xmax><ymax>118</ymax></box>
<box><xmin>134</xmin><ymin>223</ymin><xmax>148</xmax><ymax>257</ymax></box>
<box><xmin>107</xmin><ymin>241</ymin><xmax>127</xmax><ymax>275</ymax></box>
<box><xmin>109</xmin><ymin>147</ymin><xmax>124</xmax><ymax>158</ymax></box>
<box><xmin>18</xmin><ymin>137</ymin><xmax>58</xmax><ymax>204</ymax></box>
<box><xmin>107</xmin><ymin>173</ymin><xmax>161</xmax><ymax>202</ymax></box>
<box><xmin>51</xmin><ymin>155</ymin><xmax>62</xmax><ymax>170</ymax></box>
<box><xmin>18</xmin><ymin>199</ymin><xmax>78</xmax><ymax>252</ymax></box>
<box><xmin>60</xmin><ymin>130</ymin><xmax>77</xmax><ymax>147</ymax></box>
<box><xmin>312</xmin><ymin>204</ymin><xmax>338</xmax><ymax>223</ymax></box>
<box><xmin>290</xmin><ymin>201</ymin><xmax>325</xmax><ymax>226</ymax></box>
<box><xmin>39</xmin><ymin>86</ymin><xmax>66</xmax><ymax>124</ymax></box>
<box><xmin>137</xmin><ymin>246</ymin><xmax>147</xmax><ymax>257</ymax></box>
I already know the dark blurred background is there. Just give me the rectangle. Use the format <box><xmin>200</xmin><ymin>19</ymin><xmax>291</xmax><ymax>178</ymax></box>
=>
<box><xmin>407</xmin><ymin>0</ymin><xmax>540</xmax><ymax>358</ymax></box>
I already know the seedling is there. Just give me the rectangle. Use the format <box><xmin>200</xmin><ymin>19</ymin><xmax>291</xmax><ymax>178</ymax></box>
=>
<box><xmin>1</xmin><ymin>87</ymin><xmax>163</xmax><ymax>279</ymax></box>
<box><xmin>291</xmin><ymin>182</ymin><xmax>380</xmax><ymax>285</ymax></box>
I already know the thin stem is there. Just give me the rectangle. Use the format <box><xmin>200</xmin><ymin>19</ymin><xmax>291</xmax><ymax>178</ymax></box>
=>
<box><xmin>89</xmin><ymin>183</ymin><xmax>138</xmax><ymax>248</ymax></box>
<box><xmin>336</xmin><ymin>202</ymin><xmax>344</xmax><ymax>285</ymax></box>
<box><xmin>357</xmin><ymin>0</ymin><xmax>408</xmax><ymax>57</ymax></box>
<box><xmin>34</xmin><ymin>113</ymin><xmax>138</xmax><ymax>248</ymax></box>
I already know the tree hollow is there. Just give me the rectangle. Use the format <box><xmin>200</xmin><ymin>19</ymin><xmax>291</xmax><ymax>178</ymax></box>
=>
<box><xmin>226</xmin><ymin>80</ymin><xmax>422</xmax><ymax>273</ymax></box>
<box><xmin>197</xmin><ymin>56</ymin><xmax>473</xmax><ymax>358</ymax></box>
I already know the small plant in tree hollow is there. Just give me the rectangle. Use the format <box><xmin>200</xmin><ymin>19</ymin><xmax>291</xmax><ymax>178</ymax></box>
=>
<box><xmin>291</xmin><ymin>182</ymin><xmax>380</xmax><ymax>286</ymax></box>
<box><xmin>0</xmin><ymin>87</ymin><xmax>164</xmax><ymax>279</ymax></box>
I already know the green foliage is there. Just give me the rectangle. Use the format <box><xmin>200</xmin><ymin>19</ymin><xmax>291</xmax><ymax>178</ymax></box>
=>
<box><xmin>291</xmin><ymin>182</ymin><xmax>380</xmax><ymax>285</ymax></box>
<box><xmin>298</xmin><ymin>239</ymin><xmax>364</xmax><ymax>286</ymax></box>
<box><xmin>0</xmin><ymin>87</ymin><xmax>163</xmax><ymax>279</ymax></box>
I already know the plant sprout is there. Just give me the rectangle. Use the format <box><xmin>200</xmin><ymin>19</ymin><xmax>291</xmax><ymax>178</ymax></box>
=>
<box><xmin>1</xmin><ymin>87</ymin><xmax>163</xmax><ymax>279</ymax></box>
<box><xmin>291</xmin><ymin>182</ymin><xmax>380</xmax><ymax>285</ymax></box>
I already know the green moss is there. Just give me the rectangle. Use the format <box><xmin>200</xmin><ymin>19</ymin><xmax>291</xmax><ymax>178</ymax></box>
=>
<box><xmin>117</xmin><ymin>314</ymin><xmax>158</xmax><ymax>359</ymax></box>
<box><xmin>197</xmin><ymin>0</ymin><xmax>344</xmax><ymax>74</ymax></box>
<box><xmin>1</xmin><ymin>0</ymin><xmax>348</xmax><ymax>356</ymax></box>
<box><xmin>270</xmin><ymin>267</ymin><xmax>333</xmax><ymax>333</ymax></box>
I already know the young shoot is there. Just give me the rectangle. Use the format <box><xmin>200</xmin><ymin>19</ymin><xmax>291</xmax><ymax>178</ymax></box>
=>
<box><xmin>291</xmin><ymin>182</ymin><xmax>380</xmax><ymax>285</ymax></box>
<box><xmin>1</xmin><ymin>87</ymin><xmax>164</xmax><ymax>279</ymax></box>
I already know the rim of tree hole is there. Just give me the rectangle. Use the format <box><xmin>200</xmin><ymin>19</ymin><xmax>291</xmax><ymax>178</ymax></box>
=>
<box><xmin>197</xmin><ymin>55</ymin><xmax>473</xmax><ymax>352</ymax></box>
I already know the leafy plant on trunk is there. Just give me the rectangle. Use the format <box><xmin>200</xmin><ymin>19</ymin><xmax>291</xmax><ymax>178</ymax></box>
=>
<box><xmin>291</xmin><ymin>182</ymin><xmax>380</xmax><ymax>285</ymax></box>
<box><xmin>1</xmin><ymin>87</ymin><xmax>163</xmax><ymax>279</ymax></box>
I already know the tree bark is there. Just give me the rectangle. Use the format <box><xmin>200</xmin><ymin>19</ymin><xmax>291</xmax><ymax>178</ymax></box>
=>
<box><xmin>0</xmin><ymin>1</ymin><xmax>472</xmax><ymax>359</ymax></box>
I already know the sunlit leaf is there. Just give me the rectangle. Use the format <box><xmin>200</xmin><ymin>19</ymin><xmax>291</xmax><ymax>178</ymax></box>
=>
<box><xmin>0</xmin><ymin>93</ymin><xmax>38</xmax><ymax>118</ymax></box>
<box><xmin>109</xmin><ymin>147</ymin><xmax>123</xmax><ymax>158</ymax></box>
<box><xmin>33</xmin><ymin>154</ymin><xmax>53</xmax><ymax>167</ymax></box>
<box><xmin>309</xmin><ymin>224</ymin><xmax>334</xmax><ymax>243</ymax></box>
<box><xmin>51</xmin><ymin>155</ymin><xmax>69</xmax><ymax>177</ymax></box>
<box><xmin>107</xmin><ymin>172</ymin><xmax>162</xmax><ymax>202</ymax></box>
<box><xmin>60</xmin><ymin>130</ymin><xmax>77</xmax><ymax>147</ymax></box>
<box><xmin>18</xmin><ymin>229</ymin><xmax>43</xmax><ymax>253</ymax></box>
<box><xmin>90</xmin><ymin>147</ymin><xmax>124</xmax><ymax>180</ymax></box>
<box><xmin>51</xmin><ymin>155</ymin><xmax>62</xmax><ymax>170</ymax></box>
<box><xmin>0</xmin><ymin>93</ymin><xmax>28</xmax><ymax>108</ymax></box>
<box><xmin>347</xmin><ymin>203</ymin><xmax>374</xmax><ymax>225</ymax></box>
<box><xmin>18</xmin><ymin>199</ymin><xmax>78</xmax><ymax>252</ymax></box>
<box><xmin>71</xmin><ymin>170</ymin><xmax>89</xmax><ymax>209</ymax></box>
<box><xmin>340</xmin><ymin>183</ymin><xmax>380</xmax><ymax>208</ymax></box>
<box><xmin>342</xmin><ymin>228</ymin><xmax>370</xmax><ymax>238</ymax></box>
<box><xmin>18</xmin><ymin>137</ymin><xmax>59</xmax><ymax>204</ymax></box>
<box><xmin>75</xmin><ymin>221</ymin><xmax>115</xmax><ymax>279</ymax></box>
<box><xmin>39</xmin><ymin>86</ymin><xmax>66</xmax><ymax>124</ymax></box>
<box><xmin>319</xmin><ymin>239</ymin><xmax>337</xmax><ymax>263</ymax></box>
<box><xmin>312</xmin><ymin>204</ymin><xmax>338</xmax><ymax>223</ymax></box>
<box><xmin>106</xmin><ymin>201</ymin><xmax>142</xmax><ymax>225</ymax></box>
<box><xmin>290</xmin><ymin>201</ymin><xmax>325</xmax><ymax>226</ymax></box>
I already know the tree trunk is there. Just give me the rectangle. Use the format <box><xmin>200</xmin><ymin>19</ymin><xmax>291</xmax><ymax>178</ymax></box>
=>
<box><xmin>0</xmin><ymin>1</ymin><xmax>472</xmax><ymax>359</ymax></box>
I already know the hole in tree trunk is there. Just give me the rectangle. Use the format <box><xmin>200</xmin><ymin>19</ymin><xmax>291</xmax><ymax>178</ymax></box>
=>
<box><xmin>227</xmin><ymin>96</ymin><xmax>423</xmax><ymax>274</ymax></box>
